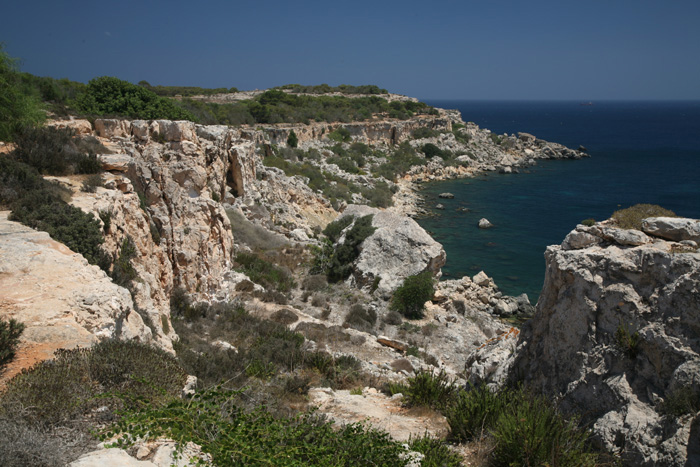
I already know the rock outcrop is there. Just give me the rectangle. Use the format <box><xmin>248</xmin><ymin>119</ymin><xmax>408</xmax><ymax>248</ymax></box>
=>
<box><xmin>0</xmin><ymin>212</ymin><xmax>153</xmax><ymax>382</ymax></box>
<box><xmin>510</xmin><ymin>220</ymin><xmax>700</xmax><ymax>466</ymax></box>
<box><xmin>339</xmin><ymin>205</ymin><xmax>446</xmax><ymax>297</ymax></box>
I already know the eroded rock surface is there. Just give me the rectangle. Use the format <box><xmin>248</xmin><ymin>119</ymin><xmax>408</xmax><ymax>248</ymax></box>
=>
<box><xmin>511</xmin><ymin>221</ymin><xmax>700</xmax><ymax>466</ymax></box>
<box><xmin>0</xmin><ymin>212</ymin><xmax>152</xmax><ymax>383</ymax></box>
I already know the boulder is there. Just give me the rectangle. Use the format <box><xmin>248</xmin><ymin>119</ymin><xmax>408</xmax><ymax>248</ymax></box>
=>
<box><xmin>642</xmin><ymin>217</ymin><xmax>700</xmax><ymax>243</ymax></box>
<box><xmin>593</xmin><ymin>226</ymin><xmax>652</xmax><ymax>246</ymax></box>
<box><xmin>562</xmin><ymin>229</ymin><xmax>602</xmax><ymax>250</ymax></box>
<box><xmin>340</xmin><ymin>205</ymin><xmax>446</xmax><ymax>297</ymax></box>
<box><xmin>478</xmin><ymin>218</ymin><xmax>493</xmax><ymax>229</ymax></box>
<box><xmin>438</xmin><ymin>193</ymin><xmax>455</xmax><ymax>199</ymax></box>
<box><xmin>94</xmin><ymin>119</ymin><xmax>131</xmax><ymax>138</ymax></box>
<box><xmin>472</xmin><ymin>271</ymin><xmax>491</xmax><ymax>287</ymax></box>
<box><xmin>99</xmin><ymin>154</ymin><xmax>133</xmax><ymax>172</ymax></box>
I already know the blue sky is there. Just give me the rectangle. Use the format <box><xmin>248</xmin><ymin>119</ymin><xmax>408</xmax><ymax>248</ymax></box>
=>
<box><xmin>4</xmin><ymin>0</ymin><xmax>700</xmax><ymax>100</ymax></box>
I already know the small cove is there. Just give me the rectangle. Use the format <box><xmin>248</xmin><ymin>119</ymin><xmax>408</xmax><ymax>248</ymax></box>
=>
<box><xmin>416</xmin><ymin>101</ymin><xmax>700</xmax><ymax>302</ymax></box>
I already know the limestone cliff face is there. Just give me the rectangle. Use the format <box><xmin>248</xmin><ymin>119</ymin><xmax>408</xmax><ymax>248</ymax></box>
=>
<box><xmin>510</xmin><ymin>221</ymin><xmax>700</xmax><ymax>466</ymax></box>
<box><xmin>0</xmin><ymin>213</ymin><xmax>153</xmax><ymax>382</ymax></box>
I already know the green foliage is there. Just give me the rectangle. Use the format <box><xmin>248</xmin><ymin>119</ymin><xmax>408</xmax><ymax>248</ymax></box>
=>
<box><xmin>81</xmin><ymin>173</ymin><xmax>103</xmax><ymax>193</ymax></box>
<box><xmin>326</xmin><ymin>215</ymin><xmax>376</xmax><ymax>283</ymax></box>
<box><xmin>9</xmin><ymin>191</ymin><xmax>105</xmax><ymax>265</ymax></box>
<box><xmin>581</xmin><ymin>218</ymin><xmax>596</xmax><ymax>227</ymax></box>
<box><xmin>0</xmin><ymin>156</ymin><xmax>68</xmax><ymax>208</ymax></box>
<box><xmin>0</xmin><ymin>339</ymin><xmax>187</xmax><ymax>427</ymax></box>
<box><xmin>421</xmin><ymin>142</ymin><xmax>452</xmax><ymax>160</ymax></box>
<box><xmin>615</xmin><ymin>321</ymin><xmax>640</xmax><ymax>359</ymax></box>
<box><xmin>76</xmin><ymin>76</ymin><xmax>196</xmax><ymax>121</ymax></box>
<box><xmin>488</xmin><ymin>133</ymin><xmax>503</xmax><ymax>145</ymax></box>
<box><xmin>328</xmin><ymin>126</ymin><xmax>352</xmax><ymax>142</ymax></box>
<box><xmin>408</xmin><ymin>436</ymin><xmax>463</xmax><ymax>467</ymax></box>
<box><xmin>287</xmin><ymin>129</ymin><xmax>298</xmax><ymax>148</ymax></box>
<box><xmin>106</xmin><ymin>387</ymin><xmax>412</xmax><ymax>466</ymax></box>
<box><xmin>143</xmin><ymin>83</ymin><xmax>238</xmax><ymax>97</ymax></box>
<box><xmin>323</xmin><ymin>215</ymin><xmax>355</xmax><ymax>243</ymax></box>
<box><xmin>659</xmin><ymin>385</ymin><xmax>700</xmax><ymax>417</ymax></box>
<box><xmin>401</xmin><ymin>369</ymin><xmax>456</xmax><ymax>411</ymax></box>
<box><xmin>446</xmin><ymin>384</ymin><xmax>513</xmax><ymax>442</ymax></box>
<box><xmin>489</xmin><ymin>391</ymin><xmax>597</xmax><ymax>467</ymax></box>
<box><xmin>611</xmin><ymin>203</ymin><xmax>676</xmax><ymax>230</ymax></box>
<box><xmin>278</xmin><ymin>83</ymin><xmax>389</xmax><ymax>95</ymax></box>
<box><xmin>111</xmin><ymin>236</ymin><xmax>139</xmax><ymax>288</ymax></box>
<box><xmin>373</xmin><ymin>142</ymin><xmax>426</xmax><ymax>181</ymax></box>
<box><xmin>13</xmin><ymin>126</ymin><xmax>102</xmax><ymax>175</ymax></box>
<box><xmin>235</xmin><ymin>252</ymin><xmax>295</xmax><ymax>292</ymax></box>
<box><xmin>411</xmin><ymin>127</ymin><xmax>441</xmax><ymax>139</ymax></box>
<box><xmin>390</xmin><ymin>271</ymin><xmax>435</xmax><ymax>320</ymax></box>
<box><xmin>0</xmin><ymin>318</ymin><xmax>25</xmax><ymax>370</ymax></box>
<box><xmin>0</xmin><ymin>45</ymin><xmax>45</xmax><ymax>141</ymax></box>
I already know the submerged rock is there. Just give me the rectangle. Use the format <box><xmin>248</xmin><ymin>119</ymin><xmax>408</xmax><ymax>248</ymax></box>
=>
<box><xmin>478</xmin><ymin>218</ymin><xmax>493</xmax><ymax>229</ymax></box>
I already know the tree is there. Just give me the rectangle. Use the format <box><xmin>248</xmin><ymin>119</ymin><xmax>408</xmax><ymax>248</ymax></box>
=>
<box><xmin>0</xmin><ymin>44</ymin><xmax>45</xmax><ymax>141</ymax></box>
<box><xmin>287</xmin><ymin>129</ymin><xmax>298</xmax><ymax>148</ymax></box>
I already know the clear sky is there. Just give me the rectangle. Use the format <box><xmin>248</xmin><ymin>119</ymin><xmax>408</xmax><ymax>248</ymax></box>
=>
<box><xmin>3</xmin><ymin>0</ymin><xmax>700</xmax><ymax>100</ymax></box>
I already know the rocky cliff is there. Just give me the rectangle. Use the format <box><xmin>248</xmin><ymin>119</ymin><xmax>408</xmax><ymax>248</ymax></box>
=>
<box><xmin>509</xmin><ymin>219</ymin><xmax>700</xmax><ymax>466</ymax></box>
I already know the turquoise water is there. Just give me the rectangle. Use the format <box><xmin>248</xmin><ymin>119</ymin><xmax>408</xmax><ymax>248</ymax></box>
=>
<box><xmin>417</xmin><ymin>101</ymin><xmax>700</xmax><ymax>302</ymax></box>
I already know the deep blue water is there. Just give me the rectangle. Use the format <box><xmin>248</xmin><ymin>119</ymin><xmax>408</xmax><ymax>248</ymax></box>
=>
<box><xmin>417</xmin><ymin>101</ymin><xmax>700</xmax><ymax>302</ymax></box>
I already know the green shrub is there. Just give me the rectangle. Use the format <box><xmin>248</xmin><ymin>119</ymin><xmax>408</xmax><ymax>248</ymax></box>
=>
<box><xmin>328</xmin><ymin>155</ymin><xmax>360</xmax><ymax>174</ymax></box>
<box><xmin>421</xmin><ymin>143</ymin><xmax>451</xmax><ymax>159</ymax></box>
<box><xmin>76</xmin><ymin>76</ymin><xmax>196</xmax><ymax>121</ymax></box>
<box><xmin>235</xmin><ymin>252</ymin><xmax>295</xmax><ymax>292</ymax></box>
<box><xmin>581</xmin><ymin>218</ymin><xmax>596</xmax><ymax>227</ymax></box>
<box><xmin>488</xmin><ymin>133</ymin><xmax>503</xmax><ymax>145</ymax></box>
<box><xmin>489</xmin><ymin>391</ymin><xmax>596</xmax><ymax>467</ymax></box>
<box><xmin>611</xmin><ymin>203</ymin><xmax>676</xmax><ymax>230</ymax></box>
<box><xmin>0</xmin><ymin>45</ymin><xmax>45</xmax><ymax>141</ymax></box>
<box><xmin>0</xmin><ymin>340</ymin><xmax>186</xmax><ymax>427</ymax></box>
<box><xmin>373</xmin><ymin>142</ymin><xmax>426</xmax><ymax>181</ymax></box>
<box><xmin>323</xmin><ymin>215</ymin><xmax>355</xmax><ymax>243</ymax></box>
<box><xmin>111</xmin><ymin>236</ymin><xmax>139</xmax><ymax>288</ymax></box>
<box><xmin>412</xmin><ymin>127</ymin><xmax>440</xmax><ymax>139</ymax></box>
<box><xmin>287</xmin><ymin>129</ymin><xmax>298</xmax><ymax>148</ymax></box>
<box><xmin>446</xmin><ymin>384</ymin><xmax>513</xmax><ymax>442</ymax></box>
<box><xmin>390</xmin><ymin>271</ymin><xmax>435</xmax><ymax>319</ymax></box>
<box><xmin>408</xmin><ymin>436</ymin><xmax>462</xmax><ymax>467</ymax></box>
<box><xmin>361</xmin><ymin>181</ymin><xmax>394</xmax><ymax>208</ymax></box>
<box><xmin>615</xmin><ymin>321</ymin><xmax>640</xmax><ymax>359</ymax></box>
<box><xmin>0</xmin><ymin>318</ymin><xmax>25</xmax><ymax>370</ymax></box>
<box><xmin>105</xmin><ymin>387</ymin><xmax>410</xmax><ymax>467</ymax></box>
<box><xmin>327</xmin><ymin>215</ymin><xmax>376</xmax><ymax>283</ymax></box>
<box><xmin>659</xmin><ymin>385</ymin><xmax>700</xmax><ymax>417</ymax></box>
<box><xmin>401</xmin><ymin>369</ymin><xmax>456</xmax><ymax>411</ymax></box>
<box><xmin>327</xmin><ymin>127</ymin><xmax>352</xmax><ymax>142</ymax></box>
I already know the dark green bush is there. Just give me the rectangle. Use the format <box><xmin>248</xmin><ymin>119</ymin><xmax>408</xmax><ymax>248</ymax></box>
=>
<box><xmin>489</xmin><ymin>391</ymin><xmax>596</xmax><ymax>467</ymax></box>
<box><xmin>412</xmin><ymin>127</ymin><xmax>440</xmax><ymax>139</ymax></box>
<box><xmin>373</xmin><ymin>142</ymin><xmax>426</xmax><ymax>181</ymax></box>
<box><xmin>400</xmin><ymin>369</ymin><xmax>456</xmax><ymax>411</ymax></box>
<box><xmin>111</xmin><ymin>236</ymin><xmax>138</xmax><ymax>288</ymax></box>
<box><xmin>76</xmin><ymin>76</ymin><xmax>196</xmax><ymax>121</ymax></box>
<box><xmin>326</xmin><ymin>215</ymin><xmax>376</xmax><ymax>283</ymax></box>
<box><xmin>581</xmin><ymin>218</ymin><xmax>596</xmax><ymax>227</ymax></box>
<box><xmin>446</xmin><ymin>384</ymin><xmax>513</xmax><ymax>442</ymax></box>
<box><xmin>421</xmin><ymin>143</ymin><xmax>452</xmax><ymax>160</ymax></box>
<box><xmin>0</xmin><ymin>318</ymin><xmax>25</xmax><ymax>370</ymax></box>
<box><xmin>323</xmin><ymin>215</ymin><xmax>355</xmax><ymax>243</ymax></box>
<box><xmin>611</xmin><ymin>203</ymin><xmax>676</xmax><ymax>230</ymax></box>
<box><xmin>615</xmin><ymin>321</ymin><xmax>640</xmax><ymax>359</ymax></box>
<box><xmin>361</xmin><ymin>180</ymin><xmax>394</xmax><ymax>208</ymax></box>
<box><xmin>659</xmin><ymin>385</ymin><xmax>700</xmax><ymax>417</ymax></box>
<box><xmin>286</xmin><ymin>129</ymin><xmax>298</xmax><ymax>148</ymax></box>
<box><xmin>328</xmin><ymin>127</ymin><xmax>352</xmax><ymax>142</ymax></box>
<box><xmin>12</xmin><ymin>126</ymin><xmax>101</xmax><ymax>176</ymax></box>
<box><xmin>390</xmin><ymin>271</ymin><xmax>435</xmax><ymax>319</ymax></box>
<box><xmin>408</xmin><ymin>436</ymin><xmax>462</xmax><ymax>467</ymax></box>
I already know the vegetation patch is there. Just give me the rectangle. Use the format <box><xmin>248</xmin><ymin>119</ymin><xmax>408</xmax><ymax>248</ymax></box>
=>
<box><xmin>0</xmin><ymin>318</ymin><xmax>25</xmax><ymax>370</ymax></box>
<box><xmin>390</xmin><ymin>271</ymin><xmax>435</xmax><ymax>320</ymax></box>
<box><xmin>614</xmin><ymin>321</ymin><xmax>640</xmax><ymax>359</ymax></box>
<box><xmin>611</xmin><ymin>203</ymin><xmax>676</xmax><ymax>230</ymax></box>
<box><xmin>235</xmin><ymin>252</ymin><xmax>295</xmax><ymax>293</ymax></box>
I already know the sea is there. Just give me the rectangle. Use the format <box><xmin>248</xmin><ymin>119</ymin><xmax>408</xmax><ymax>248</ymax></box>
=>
<box><xmin>416</xmin><ymin>100</ymin><xmax>700</xmax><ymax>303</ymax></box>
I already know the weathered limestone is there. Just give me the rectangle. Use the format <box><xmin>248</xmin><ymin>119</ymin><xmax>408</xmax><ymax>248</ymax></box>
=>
<box><xmin>510</xmin><ymin>221</ymin><xmax>700</xmax><ymax>466</ymax></box>
<box><xmin>642</xmin><ymin>217</ymin><xmax>700</xmax><ymax>243</ymax></box>
<box><xmin>338</xmin><ymin>205</ymin><xmax>446</xmax><ymax>297</ymax></box>
<box><xmin>0</xmin><ymin>212</ymin><xmax>153</xmax><ymax>382</ymax></box>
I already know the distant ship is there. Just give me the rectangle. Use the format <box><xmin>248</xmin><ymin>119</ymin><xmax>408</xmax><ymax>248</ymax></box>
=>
<box><xmin>580</xmin><ymin>101</ymin><xmax>594</xmax><ymax>106</ymax></box>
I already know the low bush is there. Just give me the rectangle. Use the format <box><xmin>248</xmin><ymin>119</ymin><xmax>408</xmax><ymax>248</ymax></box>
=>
<box><xmin>12</xmin><ymin>126</ymin><xmax>102</xmax><ymax>175</ymax></box>
<box><xmin>659</xmin><ymin>385</ymin><xmax>700</xmax><ymax>417</ymax></box>
<box><xmin>226</xmin><ymin>209</ymin><xmax>288</xmax><ymax>251</ymax></box>
<box><xmin>421</xmin><ymin>143</ymin><xmax>452</xmax><ymax>159</ymax></box>
<box><xmin>614</xmin><ymin>321</ymin><xmax>640</xmax><ymax>359</ymax></box>
<box><xmin>581</xmin><ymin>218</ymin><xmax>596</xmax><ymax>227</ymax></box>
<box><xmin>326</xmin><ymin>215</ymin><xmax>376</xmax><ymax>283</ymax></box>
<box><xmin>235</xmin><ymin>252</ymin><xmax>295</xmax><ymax>292</ymax></box>
<box><xmin>611</xmin><ymin>203</ymin><xmax>676</xmax><ymax>230</ymax></box>
<box><xmin>287</xmin><ymin>129</ymin><xmax>298</xmax><ymax>148</ymax></box>
<box><xmin>327</xmin><ymin>126</ymin><xmax>352</xmax><ymax>142</ymax></box>
<box><xmin>390</xmin><ymin>271</ymin><xmax>435</xmax><ymax>319</ymax></box>
<box><xmin>489</xmin><ymin>391</ymin><xmax>596</xmax><ymax>467</ymax></box>
<box><xmin>0</xmin><ymin>340</ymin><xmax>187</xmax><ymax>427</ymax></box>
<box><xmin>0</xmin><ymin>318</ymin><xmax>25</xmax><ymax>370</ymax></box>
<box><xmin>343</xmin><ymin>304</ymin><xmax>377</xmax><ymax>333</ymax></box>
<box><xmin>81</xmin><ymin>173</ymin><xmax>103</xmax><ymax>193</ymax></box>
<box><xmin>401</xmin><ymin>369</ymin><xmax>456</xmax><ymax>411</ymax></box>
<box><xmin>408</xmin><ymin>436</ymin><xmax>463</xmax><ymax>467</ymax></box>
<box><xmin>412</xmin><ymin>127</ymin><xmax>441</xmax><ymax>139</ymax></box>
<box><xmin>322</xmin><ymin>215</ymin><xmax>354</xmax><ymax>243</ymax></box>
<box><xmin>446</xmin><ymin>384</ymin><xmax>513</xmax><ymax>442</ymax></box>
<box><xmin>373</xmin><ymin>142</ymin><xmax>426</xmax><ymax>181</ymax></box>
<box><xmin>110</xmin><ymin>236</ymin><xmax>139</xmax><ymax>288</ymax></box>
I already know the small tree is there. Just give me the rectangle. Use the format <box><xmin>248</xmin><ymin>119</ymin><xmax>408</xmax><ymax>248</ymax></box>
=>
<box><xmin>287</xmin><ymin>129</ymin><xmax>298</xmax><ymax>148</ymax></box>
<box><xmin>0</xmin><ymin>318</ymin><xmax>25</xmax><ymax>370</ymax></box>
<box><xmin>390</xmin><ymin>271</ymin><xmax>435</xmax><ymax>319</ymax></box>
<box><xmin>0</xmin><ymin>45</ymin><xmax>45</xmax><ymax>141</ymax></box>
